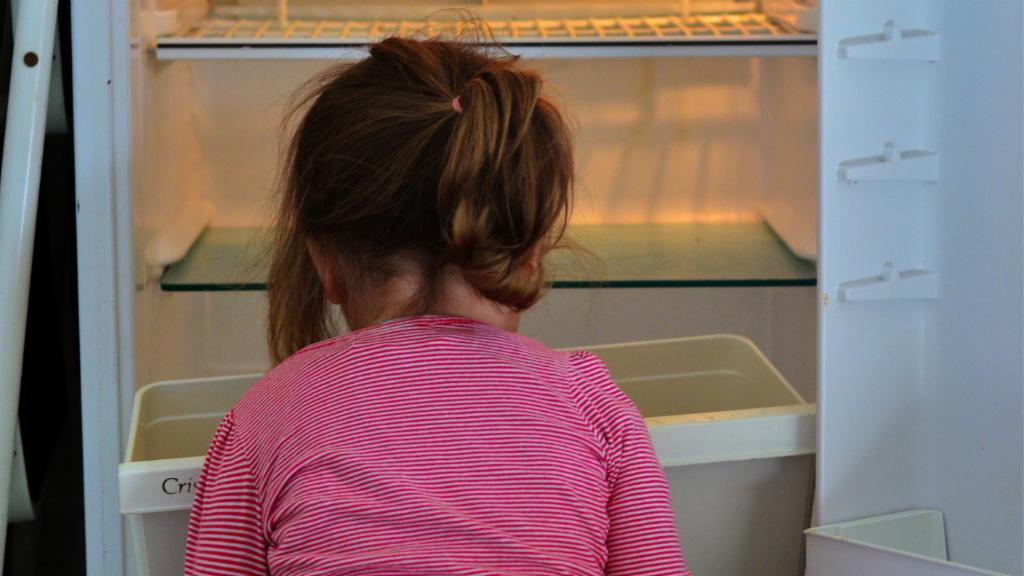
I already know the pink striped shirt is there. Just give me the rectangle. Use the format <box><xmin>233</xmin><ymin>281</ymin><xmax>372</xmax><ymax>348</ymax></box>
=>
<box><xmin>185</xmin><ymin>315</ymin><xmax>689</xmax><ymax>575</ymax></box>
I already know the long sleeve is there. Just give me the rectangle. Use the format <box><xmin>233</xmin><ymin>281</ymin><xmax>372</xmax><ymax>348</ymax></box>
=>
<box><xmin>184</xmin><ymin>411</ymin><xmax>268</xmax><ymax>576</ymax></box>
<box><xmin>568</xmin><ymin>351</ymin><xmax>690</xmax><ymax>576</ymax></box>
<box><xmin>604</xmin><ymin>408</ymin><xmax>690</xmax><ymax>575</ymax></box>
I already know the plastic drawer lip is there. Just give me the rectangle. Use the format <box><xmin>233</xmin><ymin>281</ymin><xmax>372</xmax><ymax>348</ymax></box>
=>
<box><xmin>644</xmin><ymin>402</ymin><xmax>813</xmax><ymax>426</ymax></box>
<box><xmin>805</xmin><ymin>511</ymin><xmax>1007</xmax><ymax>576</ymax></box>
<box><xmin>651</xmin><ymin>404</ymin><xmax>815</xmax><ymax>467</ymax></box>
<box><xmin>577</xmin><ymin>333</ymin><xmax>760</xmax><ymax>354</ymax></box>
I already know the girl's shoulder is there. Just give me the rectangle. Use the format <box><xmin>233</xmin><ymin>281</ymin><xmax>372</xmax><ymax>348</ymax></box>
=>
<box><xmin>564</xmin><ymin>350</ymin><xmax>632</xmax><ymax>405</ymax></box>
<box><xmin>562</xmin><ymin>350</ymin><xmax>645</xmax><ymax>443</ymax></box>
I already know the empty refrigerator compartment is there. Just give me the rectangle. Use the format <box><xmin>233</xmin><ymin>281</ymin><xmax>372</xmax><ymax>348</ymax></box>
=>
<box><xmin>158</xmin><ymin>222</ymin><xmax>817</xmax><ymax>292</ymax></box>
<box><xmin>120</xmin><ymin>335</ymin><xmax>814</xmax><ymax>576</ymax></box>
<box><xmin>153</xmin><ymin>2</ymin><xmax>816</xmax><ymax>59</ymax></box>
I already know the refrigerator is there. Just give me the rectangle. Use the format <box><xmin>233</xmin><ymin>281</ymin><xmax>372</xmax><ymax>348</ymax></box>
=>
<box><xmin>69</xmin><ymin>1</ymin><xmax>1021</xmax><ymax>575</ymax></box>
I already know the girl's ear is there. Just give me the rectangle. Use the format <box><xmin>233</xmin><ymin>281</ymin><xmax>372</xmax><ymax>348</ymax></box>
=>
<box><xmin>305</xmin><ymin>239</ymin><xmax>345</xmax><ymax>305</ymax></box>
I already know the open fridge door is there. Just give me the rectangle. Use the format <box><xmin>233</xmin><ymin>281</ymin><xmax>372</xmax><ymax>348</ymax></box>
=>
<box><xmin>0</xmin><ymin>0</ymin><xmax>57</xmax><ymax>563</ymax></box>
<box><xmin>811</xmin><ymin>1</ymin><xmax>1022</xmax><ymax>575</ymax></box>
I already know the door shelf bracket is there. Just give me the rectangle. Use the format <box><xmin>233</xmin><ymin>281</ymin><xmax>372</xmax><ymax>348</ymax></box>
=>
<box><xmin>838</xmin><ymin>142</ymin><xmax>938</xmax><ymax>184</ymax></box>
<box><xmin>838</xmin><ymin>263</ymin><xmax>938</xmax><ymax>302</ymax></box>
<box><xmin>838</xmin><ymin>21</ymin><xmax>939</xmax><ymax>62</ymax></box>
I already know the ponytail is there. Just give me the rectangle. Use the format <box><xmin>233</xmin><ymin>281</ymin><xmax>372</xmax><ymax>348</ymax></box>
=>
<box><xmin>440</xmin><ymin>63</ymin><xmax>572</xmax><ymax>309</ymax></box>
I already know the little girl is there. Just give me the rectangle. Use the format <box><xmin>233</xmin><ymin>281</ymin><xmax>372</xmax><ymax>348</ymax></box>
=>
<box><xmin>185</xmin><ymin>36</ymin><xmax>689</xmax><ymax>576</ymax></box>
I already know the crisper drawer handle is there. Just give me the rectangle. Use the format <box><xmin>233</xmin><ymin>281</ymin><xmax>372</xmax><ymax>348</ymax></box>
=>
<box><xmin>119</xmin><ymin>456</ymin><xmax>206</xmax><ymax>514</ymax></box>
<box><xmin>650</xmin><ymin>404</ymin><xmax>816</xmax><ymax>467</ymax></box>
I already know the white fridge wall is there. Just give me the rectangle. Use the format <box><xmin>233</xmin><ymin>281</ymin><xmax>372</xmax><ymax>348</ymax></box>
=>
<box><xmin>819</xmin><ymin>1</ymin><xmax>1022</xmax><ymax>574</ymax></box>
<box><xmin>922</xmin><ymin>1</ymin><xmax>1022</xmax><ymax>572</ymax></box>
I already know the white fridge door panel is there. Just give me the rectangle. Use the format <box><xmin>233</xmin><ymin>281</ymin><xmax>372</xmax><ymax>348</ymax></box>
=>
<box><xmin>922</xmin><ymin>1</ymin><xmax>1022</xmax><ymax>573</ymax></box>
<box><xmin>818</xmin><ymin>0</ymin><xmax>939</xmax><ymax>525</ymax></box>
<box><xmin>819</xmin><ymin>1</ymin><xmax>1023</xmax><ymax>574</ymax></box>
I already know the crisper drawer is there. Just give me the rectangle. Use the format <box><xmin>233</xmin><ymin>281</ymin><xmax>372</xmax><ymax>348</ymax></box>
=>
<box><xmin>119</xmin><ymin>334</ymin><xmax>815</xmax><ymax>576</ymax></box>
<box><xmin>583</xmin><ymin>335</ymin><xmax>816</xmax><ymax>576</ymax></box>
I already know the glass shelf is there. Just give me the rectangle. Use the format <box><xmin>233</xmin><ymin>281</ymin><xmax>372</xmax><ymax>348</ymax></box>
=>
<box><xmin>160</xmin><ymin>222</ymin><xmax>816</xmax><ymax>292</ymax></box>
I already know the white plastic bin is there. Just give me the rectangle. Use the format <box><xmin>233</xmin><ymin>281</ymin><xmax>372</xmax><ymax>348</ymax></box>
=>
<box><xmin>119</xmin><ymin>374</ymin><xmax>257</xmax><ymax>576</ymax></box>
<box><xmin>805</xmin><ymin>510</ymin><xmax>1010</xmax><ymax>576</ymax></box>
<box><xmin>120</xmin><ymin>334</ymin><xmax>815</xmax><ymax>576</ymax></box>
<box><xmin>582</xmin><ymin>335</ymin><xmax>815</xmax><ymax>576</ymax></box>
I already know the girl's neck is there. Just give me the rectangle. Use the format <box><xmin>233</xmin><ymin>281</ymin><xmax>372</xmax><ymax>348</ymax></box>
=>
<box><xmin>429</xmin><ymin>268</ymin><xmax>522</xmax><ymax>332</ymax></box>
<box><xmin>347</xmin><ymin>267</ymin><xmax>522</xmax><ymax>333</ymax></box>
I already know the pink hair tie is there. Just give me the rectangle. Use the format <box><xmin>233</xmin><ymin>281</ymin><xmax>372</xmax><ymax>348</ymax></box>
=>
<box><xmin>452</xmin><ymin>95</ymin><xmax>463</xmax><ymax>114</ymax></box>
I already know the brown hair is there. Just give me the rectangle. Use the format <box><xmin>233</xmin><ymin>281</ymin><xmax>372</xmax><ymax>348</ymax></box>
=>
<box><xmin>267</xmin><ymin>36</ymin><xmax>575</xmax><ymax>365</ymax></box>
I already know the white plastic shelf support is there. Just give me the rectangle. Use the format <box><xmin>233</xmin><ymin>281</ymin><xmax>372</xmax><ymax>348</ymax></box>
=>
<box><xmin>838</xmin><ymin>263</ymin><xmax>938</xmax><ymax>302</ymax></box>
<box><xmin>837</xmin><ymin>142</ymin><xmax>939</xmax><ymax>184</ymax></box>
<box><xmin>838</xmin><ymin>21</ymin><xmax>939</xmax><ymax>62</ymax></box>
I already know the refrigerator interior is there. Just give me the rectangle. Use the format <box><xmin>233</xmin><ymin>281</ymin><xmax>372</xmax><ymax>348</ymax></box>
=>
<box><xmin>120</xmin><ymin>2</ymin><xmax>821</xmax><ymax>570</ymax></box>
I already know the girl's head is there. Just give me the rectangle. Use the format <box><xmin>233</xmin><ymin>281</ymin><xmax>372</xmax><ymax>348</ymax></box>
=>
<box><xmin>268</xmin><ymin>36</ymin><xmax>575</xmax><ymax>364</ymax></box>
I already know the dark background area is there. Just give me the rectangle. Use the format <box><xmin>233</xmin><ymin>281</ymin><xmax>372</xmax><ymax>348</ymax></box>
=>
<box><xmin>2</xmin><ymin>1</ymin><xmax>85</xmax><ymax>574</ymax></box>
